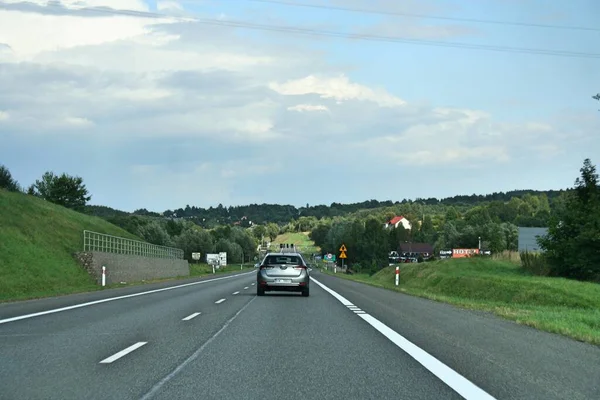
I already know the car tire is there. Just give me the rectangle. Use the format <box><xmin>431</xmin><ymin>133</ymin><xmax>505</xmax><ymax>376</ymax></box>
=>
<box><xmin>257</xmin><ymin>287</ymin><xmax>265</xmax><ymax>296</ymax></box>
<box><xmin>302</xmin><ymin>289</ymin><xmax>309</xmax><ymax>297</ymax></box>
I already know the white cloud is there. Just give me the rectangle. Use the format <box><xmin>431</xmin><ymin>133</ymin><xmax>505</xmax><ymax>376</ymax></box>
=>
<box><xmin>0</xmin><ymin>0</ymin><xmax>595</xmax><ymax>210</ymax></box>
<box><xmin>287</xmin><ymin>104</ymin><xmax>329</xmax><ymax>112</ymax></box>
<box><xmin>270</xmin><ymin>74</ymin><xmax>406</xmax><ymax>107</ymax></box>
<box><xmin>157</xmin><ymin>1</ymin><xmax>183</xmax><ymax>12</ymax></box>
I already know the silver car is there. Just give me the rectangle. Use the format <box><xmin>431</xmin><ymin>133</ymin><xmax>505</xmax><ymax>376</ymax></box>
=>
<box><xmin>257</xmin><ymin>252</ymin><xmax>310</xmax><ymax>297</ymax></box>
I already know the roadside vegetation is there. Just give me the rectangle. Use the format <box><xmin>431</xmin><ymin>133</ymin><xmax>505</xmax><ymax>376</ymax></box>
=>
<box><xmin>323</xmin><ymin>258</ymin><xmax>600</xmax><ymax>345</ymax></box>
<box><xmin>0</xmin><ymin>188</ymin><xmax>140</xmax><ymax>302</ymax></box>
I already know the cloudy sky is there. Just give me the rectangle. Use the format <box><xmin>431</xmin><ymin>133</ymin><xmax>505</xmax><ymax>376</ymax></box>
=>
<box><xmin>1</xmin><ymin>0</ymin><xmax>599</xmax><ymax>212</ymax></box>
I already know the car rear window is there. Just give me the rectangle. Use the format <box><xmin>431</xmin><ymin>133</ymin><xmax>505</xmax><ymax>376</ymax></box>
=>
<box><xmin>265</xmin><ymin>255</ymin><xmax>302</xmax><ymax>265</ymax></box>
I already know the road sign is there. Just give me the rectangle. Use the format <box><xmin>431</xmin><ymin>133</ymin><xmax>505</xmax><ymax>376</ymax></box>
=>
<box><xmin>339</xmin><ymin>251</ymin><xmax>347</xmax><ymax>259</ymax></box>
<box><xmin>323</xmin><ymin>253</ymin><xmax>336</xmax><ymax>262</ymax></box>
<box><xmin>339</xmin><ymin>244</ymin><xmax>347</xmax><ymax>252</ymax></box>
<box><xmin>191</xmin><ymin>252</ymin><xmax>201</xmax><ymax>260</ymax></box>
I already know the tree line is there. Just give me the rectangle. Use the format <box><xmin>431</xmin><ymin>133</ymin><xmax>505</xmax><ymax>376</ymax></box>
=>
<box><xmin>307</xmin><ymin>159</ymin><xmax>600</xmax><ymax>282</ymax></box>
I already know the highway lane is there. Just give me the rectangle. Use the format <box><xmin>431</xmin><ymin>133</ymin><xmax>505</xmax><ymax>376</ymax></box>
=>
<box><xmin>0</xmin><ymin>271</ymin><xmax>258</xmax><ymax>400</ymax></box>
<box><xmin>0</xmin><ymin>268</ymin><xmax>598</xmax><ymax>399</ymax></box>
<box><xmin>312</xmin><ymin>270</ymin><xmax>600</xmax><ymax>400</ymax></box>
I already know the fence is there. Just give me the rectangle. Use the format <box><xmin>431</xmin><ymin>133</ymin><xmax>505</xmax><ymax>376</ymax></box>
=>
<box><xmin>83</xmin><ymin>230</ymin><xmax>184</xmax><ymax>260</ymax></box>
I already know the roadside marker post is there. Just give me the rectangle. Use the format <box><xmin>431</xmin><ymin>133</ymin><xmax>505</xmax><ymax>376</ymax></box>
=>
<box><xmin>102</xmin><ymin>266</ymin><xmax>106</xmax><ymax>287</ymax></box>
<box><xmin>395</xmin><ymin>266</ymin><xmax>399</xmax><ymax>286</ymax></box>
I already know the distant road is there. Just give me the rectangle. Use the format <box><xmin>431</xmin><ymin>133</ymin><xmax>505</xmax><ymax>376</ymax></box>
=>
<box><xmin>0</xmin><ymin>270</ymin><xmax>598</xmax><ymax>399</ymax></box>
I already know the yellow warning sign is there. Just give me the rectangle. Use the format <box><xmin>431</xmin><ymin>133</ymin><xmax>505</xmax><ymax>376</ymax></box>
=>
<box><xmin>339</xmin><ymin>251</ymin><xmax>347</xmax><ymax>259</ymax></box>
<box><xmin>339</xmin><ymin>244</ymin><xmax>347</xmax><ymax>252</ymax></box>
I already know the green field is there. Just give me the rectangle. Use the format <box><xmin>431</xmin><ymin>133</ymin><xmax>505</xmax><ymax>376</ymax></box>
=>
<box><xmin>323</xmin><ymin>258</ymin><xmax>600</xmax><ymax>346</ymax></box>
<box><xmin>0</xmin><ymin>189</ymin><xmax>145</xmax><ymax>302</ymax></box>
<box><xmin>271</xmin><ymin>232</ymin><xmax>320</xmax><ymax>253</ymax></box>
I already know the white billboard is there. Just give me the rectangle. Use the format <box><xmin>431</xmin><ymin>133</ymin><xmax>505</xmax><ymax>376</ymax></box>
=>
<box><xmin>219</xmin><ymin>252</ymin><xmax>227</xmax><ymax>266</ymax></box>
<box><xmin>206</xmin><ymin>253</ymin><xmax>220</xmax><ymax>265</ymax></box>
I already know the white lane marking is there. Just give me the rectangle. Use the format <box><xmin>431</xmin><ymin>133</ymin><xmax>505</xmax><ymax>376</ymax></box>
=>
<box><xmin>140</xmin><ymin>297</ymin><xmax>256</xmax><ymax>400</ymax></box>
<box><xmin>310</xmin><ymin>277</ymin><xmax>497</xmax><ymax>400</ymax></box>
<box><xmin>233</xmin><ymin>291</ymin><xmax>240</xmax><ymax>295</ymax></box>
<box><xmin>182</xmin><ymin>312</ymin><xmax>201</xmax><ymax>321</ymax></box>
<box><xmin>0</xmin><ymin>271</ymin><xmax>256</xmax><ymax>325</ymax></box>
<box><xmin>244</xmin><ymin>287</ymin><xmax>249</xmax><ymax>290</ymax></box>
<box><xmin>99</xmin><ymin>342</ymin><xmax>147</xmax><ymax>364</ymax></box>
<box><xmin>251</xmin><ymin>283</ymin><xmax>255</xmax><ymax>286</ymax></box>
<box><xmin>215</xmin><ymin>298</ymin><xmax>226</xmax><ymax>304</ymax></box>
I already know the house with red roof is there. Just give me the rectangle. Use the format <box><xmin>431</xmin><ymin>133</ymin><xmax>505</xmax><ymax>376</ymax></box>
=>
<box><xmin>384</xmin><ymin>215</ymin><xmax>412</xmax><ymax>231</ymax></box>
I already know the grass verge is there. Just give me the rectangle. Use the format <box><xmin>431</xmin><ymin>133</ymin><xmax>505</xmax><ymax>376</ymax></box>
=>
<box><xmin>271</xmin><ymin>232</ymin><xmax>320</xmax><ymax>253</ymax></box>
<box><xmin>0</xmin><ymin>189</ymin><xmax>144</xmax><ymax>302</ymax></box>
<box><xmin>322</xmin><ymin>258</ymin><xmax>600</xmax><ymax>346</ymax></box>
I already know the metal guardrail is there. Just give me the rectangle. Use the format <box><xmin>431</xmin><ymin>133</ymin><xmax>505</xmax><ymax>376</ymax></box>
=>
<box><xmin>83</xmin><ymin>230</ymin><xmax>184</xmax><ymax>259</ymax></box>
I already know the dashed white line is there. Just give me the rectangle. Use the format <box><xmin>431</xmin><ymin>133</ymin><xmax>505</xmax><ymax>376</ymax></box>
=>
<box><xmin>310</xmin><ymin>277</ymin><xmax>497</xmax><ymax>400</ymax></box>
<box><xmin>139</xmin><ymin>298</ymin><xmax>256</xmax><ymax>400</ymax></box>
<box><xmin>244</xmin><ymin>287</ymin><xmax>249</xmax><ymax>290</ymax></box>
<box><xmin>182</xmin><ymin>312</ymin><xmax>201</xmax><ymax>321</ymax></box>
<box><xmin>99</xmin><ymin>342</ymin><xmax>147</xmax><ymax>364</ymax></box>
<box><xmin>215</xmin><ymin>298</ymin><xmax>226</xmax><ymax>304</ymax></box>
<box><xmin>0</xmin><ymin>271</ymin><xmax>256</xmax><ymax>325</ymax></box>
<box><xmin>233</xmin><ymin>291</ymin><xmax>240</xmax><ymax>295</ymax></box>
<box><xmin>251</xmin><ymin>283</ymin><xmax>255</xmax><ymax>286</ymax></box>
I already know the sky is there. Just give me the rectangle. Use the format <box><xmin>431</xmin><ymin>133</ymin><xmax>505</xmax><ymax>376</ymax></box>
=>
<box><xmin>0</xmin><ymin>0</ymin><xmax>599</xmax><ymax>213</ymax></box>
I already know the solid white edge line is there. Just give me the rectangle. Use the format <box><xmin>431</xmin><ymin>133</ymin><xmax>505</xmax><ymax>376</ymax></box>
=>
<box><xmin>0</xmin><ymin>271</ymin><xmax>255</xmax><ymax>325</ymax></box>
<box><xmin>215</xmin><ymin>298</ymin><xmax>226</xmax><ymax>304</ymax></box>
<box><xmin>233</xmin><ymin>291</ymin><xmax>240</xmax><ymax>295</ymax></box>
<box><xmin>182</xmin><ymin>312</ymin><xmax>201</xmax><ymax>321</ymax></box>
<box><xmin>310</xmin><ymin>277</ymin><xmax>497</xmax><ymax>400</ymax></box>
<box><xmin>99</xmin><ymin>342</ymin><xmax>147</xmax><ymax>364</ymax></box>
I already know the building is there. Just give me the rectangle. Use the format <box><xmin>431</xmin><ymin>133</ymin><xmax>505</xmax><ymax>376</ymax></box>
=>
<box><xmin>398</xmin><ymin>242</ymin><xmax>434</xmax><ymax>258</ymax></box>
<box><xmin>385</xmin><ymin>215</ymin><xmax>412</xmax><ymax>231</ymax></box>
<box><xmin>518</xmin><ymin>227</ymin><xmax>548</xmax><ymax>252</ymax></box>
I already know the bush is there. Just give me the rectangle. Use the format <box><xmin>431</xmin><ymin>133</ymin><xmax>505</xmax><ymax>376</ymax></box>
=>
<box><xmin>520</xmin><ymin>251</ymin><xmax>551</xmax><ymax>276</ymax></box>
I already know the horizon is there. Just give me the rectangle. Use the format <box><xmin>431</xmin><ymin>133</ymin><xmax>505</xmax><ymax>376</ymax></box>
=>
<box><xmin>87</xmin><ymin>186</ymin><xmax>571</xmax><ymax>214</ymax></box>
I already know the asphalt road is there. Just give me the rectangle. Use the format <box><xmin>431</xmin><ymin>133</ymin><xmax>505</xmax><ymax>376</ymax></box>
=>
<box><xmin>0</xmin><ymin>269</ymin><xmax>598</xmax><ymax>400</ymax></box>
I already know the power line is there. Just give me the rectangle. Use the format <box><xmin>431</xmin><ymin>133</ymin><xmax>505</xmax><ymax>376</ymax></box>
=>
<box><xmin>6</xmin><ymin>2</ymin><xmax>600</xmax><ymax>59</ymax></box>
<box><xmin>217</xmin><ymin>0</ymin><xmax>600</xmax><ymax>32</ymax></box>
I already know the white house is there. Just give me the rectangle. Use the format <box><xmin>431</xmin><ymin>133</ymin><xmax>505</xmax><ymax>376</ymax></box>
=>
<box><xmin>384</xmin><ymin>215</ymin><xmax>412</xmax><ymax>231</ymax></box>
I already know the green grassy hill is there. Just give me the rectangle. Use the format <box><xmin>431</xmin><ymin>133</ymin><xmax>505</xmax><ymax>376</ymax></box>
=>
<box><xmin>324</xmin><ymin>258</ymin><xmax>600</xmax><ymax>345</ymax></box>
<box><xmin>0</xmin><ymin>189</ymin><xmax>142</xmax><ymax>302</ymax></box>
<box><xmin>271</xmin><ymin>232</ymin><xmax>320</xmax><ymax>254</ymax></box>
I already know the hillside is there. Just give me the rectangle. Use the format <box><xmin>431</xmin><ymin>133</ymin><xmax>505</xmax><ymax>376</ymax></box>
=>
<box><xmin>0</xmin><ymin>189</ymin><xmax>142</xmax><ymax>302</ymax></box>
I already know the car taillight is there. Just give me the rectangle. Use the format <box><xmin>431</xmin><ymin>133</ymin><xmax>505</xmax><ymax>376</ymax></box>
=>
<box><xmin>259</xmin><ymin>265</ymin><xmax>267</xmax><ymax>270</ymax></box>
<box><xmin>294</xmin><ymin>265</ymin><xmax>307</xmax><ymax>270</ymax></box>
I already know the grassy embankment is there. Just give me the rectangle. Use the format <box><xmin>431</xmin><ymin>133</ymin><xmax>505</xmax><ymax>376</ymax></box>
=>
<box><xmin>270</xmin><ymin>232</ymin><xmax>320</xmax><ymax>255</ymax></box>
<box><xmin>308</xmin><ymin>236</ymin><xmax>600</xmax><ymax>345</ymax></box>
<box><xmin>323</xmin><ymin>258</ymin><xmax>600</xmax><ymax>345</ymax></box>
<box><xmin>0</xmin><ymin>189</ymin><xmax>249</xmax><ymax>302</ymax></box>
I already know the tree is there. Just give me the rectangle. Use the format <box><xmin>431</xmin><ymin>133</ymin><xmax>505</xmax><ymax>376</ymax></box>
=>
<box><xmin>593</xmin><ymin>93</ymin><xmax>600</xmax><ymax>110</ymax></box>
<box><xmin>0</xmin><ymin>164</ymin><xmax>20</xmax><ymax>192</ymax></box>
<box><xmin>266</xmin><ymin>223</ymin><xmax>279</xmax><ymax>242</ymax></box>
<box><xmin>28</xmin><ymin>171</ymin><xmax>91</xmax><ymax>211</ymax></box>
<box><xmin>137</xmin><ymin>221</ymin><xmax>172</xmax><ymax>246</ymax></box>
<box><xmin>174</xmin><ymin>228</ymin><xmax>214</xmax><ymax>262</ymax></box>
<box><xmin>253</xmin><ymin>225</ymin><xmax>267</xmax><ymax>242</ymax></box>
<box><xmin>538</xmin><ymin>158</ymin><xmax>600</xmax><ymax>281</ymax></box>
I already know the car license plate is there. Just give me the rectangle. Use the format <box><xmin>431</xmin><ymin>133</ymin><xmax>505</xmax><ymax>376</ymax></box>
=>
<box><xmin>275</xmin><ymin>279</ymin><xmax>291</xmax><ymax>283</ymax></box>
